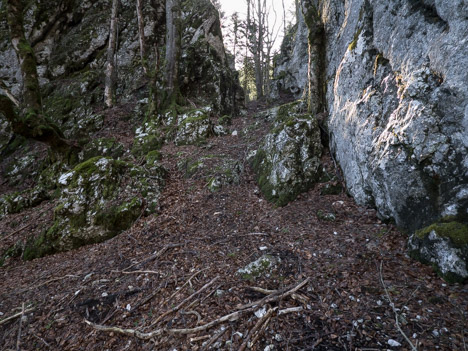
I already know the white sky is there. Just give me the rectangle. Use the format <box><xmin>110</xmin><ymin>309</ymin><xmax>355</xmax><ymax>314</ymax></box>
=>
<box><xmin>218</xmin><ymin>0</ymin><xmax>296</xmax><ymax>54</ymax></box>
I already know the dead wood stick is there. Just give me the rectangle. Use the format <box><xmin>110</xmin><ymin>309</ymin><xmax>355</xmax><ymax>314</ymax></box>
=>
<box><xmin>86</xmin><ymin>278</ymin><xmax>310</xmax><ymax>340</ymax></box>
<box><xmin>122</xmin><ymin>244</ymin><xmax>182</xmax><ymax>272</ymax></box>
<box><xmin>113</xmin><ymin>270</ymin><xmax>161</xmax><ymax>275</ymax></box>
<box><xmin>26</xmin><ymin>274</ymin><xmax>79</xmax><ymax>291</ymax></box>
<box><xmin>200</xmin><ymin>326</ymin><xmax>228</xmax><ymax>351</ymax></box>
<box><xmin>149</xmin><ymin>275</ymin><xmax>218</xmax><ymax>327</ymax></box>
<box><xmin>190</xmin><ymin>335</ymin><xmax>210</xmax><ymax>342</ymax></box>
<box><xmin>16</xmin><ymin>303</ymin><xmax>25</xmax><ymax>351</ymax></box>
<box><xmin>379</xmin><ymin>261</ymin><xmax>417</xmax><ymax>351</ymax></box>
<box><xmin>250</xmin><ymin>286</ymin><xmax>309</xmax><ymax>304</ymax></box>
<box><xmin>239</xmin><ymin>307</ymin><xmax>277</xmax><ymax>351</ymax></box>
<box><xmin>250</xmin><ymin>315</ymin><xmax>272</xmax><ymax>349</ymax></box>
<box><xmin>0</xmin><ymin>307</ymin><xmax>35</xmax><ymax>326</ymax></box>
<box><xmin>278</xmin><ymin>306</ymin><xmax>303</xmax><ymax>315</ymax></box>
<box><xmin>238</xmin><ymin>278</ymin><xmax>310</xmax><ymax>310</ymax></box>
<box><xmin>32</xmin><ymin>334</ymin><xmax>51</xmax><ymax>348</ymax></box>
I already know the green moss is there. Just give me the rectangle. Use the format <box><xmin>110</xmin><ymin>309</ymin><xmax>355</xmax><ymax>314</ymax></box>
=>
<box><xmin>146</xmin><ymin>150</ymin><xmax>162</xmax><ymax>164</ymax></box>
<box><xmin>348</xmin><ymin>27</ymin><xmax>363</xmax><ymax>52</ymax></box>
<box><xmin>415</xmin><ymin>222</ymin><xmax>468</xmax><ymax>248</ymax></box>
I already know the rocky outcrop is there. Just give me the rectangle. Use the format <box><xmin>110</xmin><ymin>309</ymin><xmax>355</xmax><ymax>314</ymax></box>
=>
<box><xmin>270</xmin><ymin>9</ymin><xmax>309</xmax><ymax>100</ymax></box>
<box><xmin>250</xmin><ymin>101</ymin><xmax>322</xmax><ymax>206</ymax></box>
<box><xmin>275</xmin><ymin>0</ymin><xmax>468</xmax><ymax>232</ymax></box>
<box><xmin>409</xmin><ymin>221</ymin><xmax>468</xmax><ymax>283</ymax></box>
<box><xmin>0</xmin><ymin>0</ymin><xmax>241</xmax><ymax>134</ymax></box>
<box><xmin>23</xmin><ymin>156</ymin><xmax>166</xmax><ymax>260</ymax></box>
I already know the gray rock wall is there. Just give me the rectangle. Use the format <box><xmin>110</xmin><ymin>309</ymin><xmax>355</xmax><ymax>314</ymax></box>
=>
<box><xmin>286</xmin><ymin>0</ymin><xmax>468</xmax><ymax>231</ymax></box>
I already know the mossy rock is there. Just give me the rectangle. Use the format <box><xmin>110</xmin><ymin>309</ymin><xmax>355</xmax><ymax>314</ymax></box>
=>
<box><xmin>408</xmin><ymin>221</ymin><xmax>468</xmax><ymax>283</ymax></box>
<box><xmin>23</xmin><ymin>156</ymin><xmax>166</xmax><ymax>260</ymax></box>
<box><xmin>132</xmin><ymin>120</ymin><xmax>164</xmax><ymax>157</ymax></box>
<box><xmin>237</xmin><ymin>255</ymin><xmax>281</xmax><ymax>281</ymax></box>
<box><xmin>0</xmin><ymin>186</ymin><xmax>50</xmax><ymax>220</ymax></box>
<box><xmin>174</xmin><ymin>108</ymin><xmax>214</xmax><ymax>146</ymax></box>
<box><xmin>249</xmin><ymin>101</ymin><xmax>322</xmax><ymax>206</ymax></box>
<box><xmin>79</xmin><ymin>138</ymin><xmax>125</xmax><ymax>162</ymax></box>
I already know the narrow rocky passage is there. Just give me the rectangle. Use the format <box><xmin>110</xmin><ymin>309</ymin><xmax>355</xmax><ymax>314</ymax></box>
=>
<box><xmin>0</xmin><ymin>105</ymin><xmax>467</xmax><ymax>350</ymax></box>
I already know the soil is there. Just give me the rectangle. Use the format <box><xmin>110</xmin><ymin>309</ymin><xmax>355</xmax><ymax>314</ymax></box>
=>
<box><xmin>0</xmin><ymin>102</ymin><xmax>467</xmax><ymax>351</ymax></box>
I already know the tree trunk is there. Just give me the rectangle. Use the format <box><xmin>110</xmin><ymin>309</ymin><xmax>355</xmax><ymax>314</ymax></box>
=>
<box><xmin>2</xmin><ymin>0</ymin><xmax>75</xmax><ymax>158</ymax></box>
<box><xmin>254</xmin><ymin>0</ymin><xmax>264</xmax><ymax>99</ymax></box>
<box><xmin>165</xmin><ymin>0</ymin><xmax>180</xmax><ymax>104</ymax></box>
<box><xmin>136</xmin><ymin>0</ymin><xmax>147</xmax><ymax>73</ymax></box>
<box><xmin>105</xmin><ymin>0</ymin><xmax>120</xmax><ymax>108</ymax></box>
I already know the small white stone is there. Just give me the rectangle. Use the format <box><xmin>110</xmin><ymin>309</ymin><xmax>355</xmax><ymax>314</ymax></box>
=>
<box><xmin>388</xmin><ymin>339</ymin><xmax>402</xmax><ymax>347</ymax></box>
<box><xmin>232</xmin><ymin>130</ymin><xmax>238</xmax><ymax>136</ymax></box>
<box><xmin>259</xmin><ymin>246</ymin><xmax>268</xmax><ymax>251</ymax></box>
<box><xmin>255</xmin><ymin>307</ymin><xmax>267</xmax><ymax>318</ymax></box>
<box><xmin>126</xmin><ymin>304</ymin><xmax>131</xmax><ymax>311</ymax></box>
<box><xmin>101</xmin><ymin>292</ymin><xmax>108</xmax><ymax>297</ymax></box>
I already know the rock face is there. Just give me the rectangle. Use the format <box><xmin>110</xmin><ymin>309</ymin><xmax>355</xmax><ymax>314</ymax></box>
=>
<box><xmin>23</xmin><ymin>157</ymin><xmax>165</xmax><ymax>260</ymax></box>
<box><xmin>408</xmin><ymin>222</ymin><xmax>468</xmax><ymax>283</ymax></box>
<box><xmin>270</xmin><ymin>9</ymin><xmax>309</xmax><ymax>100</ymax></box>
<box><xmin>0</xmin><ymin>0</ymin><xmax>241</xmax><ymax>133</ymax></box>
<box><xmin>250</xmin><ymin>102</ymin><xmax>322</xmax><ymax>206</ymax></box>
<box><xmin>276</xmin><ymin>0</ymin><xmax>468</xmax><ymax>231</ymax></box>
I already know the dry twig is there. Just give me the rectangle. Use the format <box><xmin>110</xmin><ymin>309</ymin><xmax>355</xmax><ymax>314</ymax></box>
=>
<box><xmin>239</xmin><ymin>306</ymin><xmax>276</xmax><ymax>351</ymax></box>
<box><xmin>16</xmin><ymin>303</ymin><xmax>25</xmax><ymax>351</ymax></box>
<box><xmin>86</xmin><ymin>278</ymin><xmax>309</xmax><ymax>341</ymax></box>
<box><xmin>0</xmin><ymin>307</ymin><xmax>35</xmax><ymax>326</ymax></box>
<box><xmin>379</xmin><ymin>261</ymin><xmax>417</xmax><ymax>351</ymax></box>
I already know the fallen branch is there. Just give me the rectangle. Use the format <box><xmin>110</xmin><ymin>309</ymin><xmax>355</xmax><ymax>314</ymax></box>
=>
<box><xmin>149</xmin><ymin>275</ymin><xmax>219</xmax><ymax>327</ymax></box>
<box><xmin>0</xmin><ymin>307</ymin><xmax>35</xmax><ymax>326</ymax></box>
<box><xmin>239</xmin><ymin>306</ymin><xmax>276</xmax><ymax>351</ymax></box>
<box><xmin>121</xmin><ymin>244</ymin><xmax>182</xmax><ymax>272</ymax></box>
<box><xmin>16</xmin><ymin>303</ymin><xmax>25</xmax><ymax>351</ymax></box>
<box><xmin>250</xmin><ymin>286</ymin><xmax>309</xmax><ymax>304</ymax></box>
<box><xmin>238</xmin><ymin>278</ymin><xmax>310</xmax><ymax>310</ymax></box>
<box><xmin>379</xmin><ymin>261</ymin><xmax>417</xmax><ymax>351</ymax></box>
<box><xmin>86</xmin><ymin>278</ymin><xmax>310</xmax><ymax>340</ymax></box>
<box><xmin>200</xmin><ymin>326</ymin><xmax>228</xmax><ymax>351</ymax></box>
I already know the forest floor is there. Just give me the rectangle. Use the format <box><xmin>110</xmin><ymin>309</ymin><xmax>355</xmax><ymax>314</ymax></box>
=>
<box><xmin>0</xmin><ymin>101</ymin><xmax>467</xmax><ymax>351</ymax></box>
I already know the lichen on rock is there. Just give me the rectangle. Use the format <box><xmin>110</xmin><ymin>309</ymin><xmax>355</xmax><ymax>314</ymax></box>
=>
<box><xmin>408</xmin><ymin>221</ymin><xmax>468</xmax><ymax>283</ymax></box>
<box><xmin>237</xmin><ymin>254</ymin><xmax>280</xmax><ymax>280</ymax></box>
<box><xmin>174</xmin><ymin>108</ymin><xmax>214</xmax><ymax>146</ymax></box>
<box><xmin>23</xmin><ymin>156</ymin><xmax>166</xmax><ymax>260</ymax></box>
<box><xmin>250</xmin><ymin>101</ymin><xmax>322</xmax><ymax>206</ymax></box>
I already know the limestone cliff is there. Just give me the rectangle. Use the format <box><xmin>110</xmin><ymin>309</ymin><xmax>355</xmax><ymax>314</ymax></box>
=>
<box><xmin>274</xmin><ymin>0</ymin><xmax>468</xmax><ymax>232</ymax></box>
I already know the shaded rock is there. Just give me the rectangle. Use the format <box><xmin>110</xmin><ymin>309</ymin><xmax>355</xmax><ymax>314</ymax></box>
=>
<box><xmin>237</xmin><ymin>255</ymin><xmax>280</xmax><ymax>280</ymax></box>
<box><xmin>79</xmin><ymin>138</ymin><xmax>124</xmax><ymax>162</ymax></box>
<box><xmin>132</xmin><ymin>119</ymin><xmax>164</xmax><ymax>157</ymax></box>
<box><xmin>408</xmin><ymin>221</ymin><xmax>468</xmax><ymax>283</ymax></box>
<box><xmin>23</xmin><ymin>157</ymin><xmax>165</xmax><ymax>260</ymax></box>
<box><xmin>250</xmin><ymin>101</ymin><xmax>322</xmax><ymax>206</ymax></box>
<box><xmin>0</xmin><ymin>186</ymin><xmax>50</xmax><ymax>220</ymax></box>
<box><xmin>175</xmin><ymin>109</ymin><xmax>214</xmax><ymax>146</ymax></box>
<box><xmin>206</xmin><ymin>159</ymin><xmax>243</xmax><ymax>192</ymax></box>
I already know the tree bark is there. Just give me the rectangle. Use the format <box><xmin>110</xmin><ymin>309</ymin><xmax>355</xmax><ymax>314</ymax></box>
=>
<box><xmin>105</xmin><ymin>0</ymin><xmax>120</xmax><ymax>108</ymax></box>
<box><xmin>254</xmin><ymin>0</ymin><xmax>264</xmax><ymax>98</ymax></box>
<box><xmin>2</xmin><ymin>0</ymin><xmax>74</xmax><ymax>157</ymax></box>
<box><xmin>136</xmin><ymin>0</ymin><xmax>147</xmax><ymax>73</ymax></box>
<box><xmin>164</xmin><ymin>0</ymin><xmax>180</xmax><ymax>104</ymax></box>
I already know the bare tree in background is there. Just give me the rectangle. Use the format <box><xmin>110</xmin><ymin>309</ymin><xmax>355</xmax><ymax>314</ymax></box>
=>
<box><xmin>104</xmin><ymin>0</ymin><xmax>120</xmax><ymax>108</ymax></box>
<box><xmin>136</xmin><ymin>0</ymin><xmax>147</xmax><ymax>74</ymax></box>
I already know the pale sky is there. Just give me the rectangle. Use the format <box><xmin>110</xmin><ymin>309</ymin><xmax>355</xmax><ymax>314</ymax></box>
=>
<box><xmin>218</xmin><ymin>0</ymin><xmax>296</xmax><ymax>55</ymax></box>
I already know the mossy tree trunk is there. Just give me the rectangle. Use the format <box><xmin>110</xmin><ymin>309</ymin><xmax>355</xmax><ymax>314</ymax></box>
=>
<box><xmin>164</xmin><ymin>0</ymin><xmax>181</xmax><ymax>106</ymax></box>
<box><xmin>105</xmin><ymin>0</ymin><xmax>120</xmax><ymax>108</ymax></box>
<box><xmin>0</xmin><ymin>0</ymin><xmax>77</xmax><ymax>160</ymax></box>
<box><xmin>136</xmin><ymin>0</ymin><xmax>147</xmax><ymax>74</ymax></box>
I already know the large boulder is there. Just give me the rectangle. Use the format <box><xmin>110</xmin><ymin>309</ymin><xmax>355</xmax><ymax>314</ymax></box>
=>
<box><xmin>250</xmin><ymin>102</ymin><xmax>322</xmax><ymax>206</ymax></box>
<box><xmin>409</xmin><ymin>221</ymin><xmax>468</xmax><ymax>283</ymax></box>
<box><xmin>23</xmin><ymin>157</ymin><xmax>166</xmax><ymax>259</ymax></box>
<box><xmin>285</xmin><ymin>0</ymin><xmax>468</xmax><ymax>231</ymax></box>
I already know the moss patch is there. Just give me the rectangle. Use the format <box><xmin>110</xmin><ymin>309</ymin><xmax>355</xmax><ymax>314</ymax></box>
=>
<box><xmin>416</xmin><ymin>222</ymin><xmax>468</xmax><ymax>248</ymax></box>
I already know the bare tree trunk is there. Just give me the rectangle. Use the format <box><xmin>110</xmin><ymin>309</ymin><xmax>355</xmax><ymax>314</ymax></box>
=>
<box><xmin>136</xmin><ymin>0</ymin><xmax>147</xmax><ymax>73</ymax></box>
<box><xmin>165</xmin><ymin>0</ymin><xmax>180</xmax><ymax>104</ymax></box>
<box><xmin>105</xmin><ymin>0</ymin><xmax>120</xmax><ymax>108</ymax></box>
<box><xmin>282</xmin><ymin>0</ymin><xmax>286</xmax><ymax>34</ymax></box>
<box><xmin>254</xmin><ymin>0</ymin><xmax>264</xmax><ymax>98</ymax></box>
<box><xmin>2</xmin><ymin>0</ymin><xmax>75</xmax><ymax>158</ymax></box>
